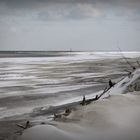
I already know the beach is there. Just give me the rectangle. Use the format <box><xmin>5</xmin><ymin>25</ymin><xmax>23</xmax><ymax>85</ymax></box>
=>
<box><xmin>0</xmin><ymin>51</ymin><xmax>140</xmax><ymax>140</ymax></box>
<box><xmin>17</xmin><ymin>94</ymin><xmax>140</xmax><ymax>140</ymax></box>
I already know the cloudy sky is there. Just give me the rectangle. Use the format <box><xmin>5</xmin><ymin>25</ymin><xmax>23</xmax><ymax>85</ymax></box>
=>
<box><xmin>0</xmin><ymin>0</ymin><xmax>140</xmax><ymax>51</ymax></box>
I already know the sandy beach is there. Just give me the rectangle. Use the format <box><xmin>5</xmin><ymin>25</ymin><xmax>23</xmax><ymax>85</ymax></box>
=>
<box><xmin>0</xmin><ymin>52</ymin><xmax>140</xmax><ymax>140</ymax></box>
<box><xmin>15</xmin><ymin>93</ymin><xmax>140</xmax><ymax>140</ymax></box>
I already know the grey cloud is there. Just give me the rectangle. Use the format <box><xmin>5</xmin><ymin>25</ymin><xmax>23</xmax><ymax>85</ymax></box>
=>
<box><xmin>0</xmin><ymin>1</ymin><xmax>140</xmax><ymax>51</ymax></box>
<box><xmin>0</xmin><ymin>0</ymin><xmax>140</xmax><ymax>8</ymax></box>
<box><xmin>0</xmin><ymin>0</ymin><xmax>140</xmax><ymax>21</ymax></box>
<box><xmin>36</xmin><ymin>3</ymin><xmax>102</xmax><ymax>21</ymax></box>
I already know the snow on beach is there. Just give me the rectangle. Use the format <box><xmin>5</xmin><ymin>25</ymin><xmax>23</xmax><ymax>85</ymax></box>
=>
<box><xmin>0</xmin><ymin>51</ymin><xmax>140</xmax><ymax>140</ymax></box>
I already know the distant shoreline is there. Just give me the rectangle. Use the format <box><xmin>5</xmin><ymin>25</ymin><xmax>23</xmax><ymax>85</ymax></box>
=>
<box><xmin>0</xmin><ymin>51</ymin><xmax>75</xmax><ymax>58</ymax></box>
<box><xmin>0</xmin><ymin>51</ymin><xmax>139</xmax><ymax>58</ymax></box>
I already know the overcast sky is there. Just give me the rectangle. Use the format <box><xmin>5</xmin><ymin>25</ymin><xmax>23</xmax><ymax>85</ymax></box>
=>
<box><xmin>0</xmin><ymin>0</ymin><xmax>140</xmax><ymax>51</ymax></box>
